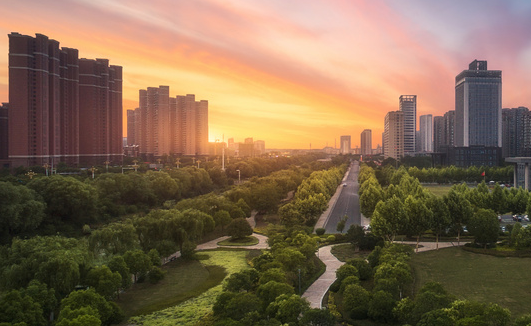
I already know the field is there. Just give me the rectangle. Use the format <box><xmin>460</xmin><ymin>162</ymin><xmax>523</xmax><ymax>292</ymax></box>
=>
<box><xmin>422</xmin><ymin>184</ymin><xmax>454</xmax><ymax>197</ymax></box>
<box><xmin>121</xmin><ymin>250</ymin><xmax>254</xmax><ymax>325</ymax></box>
<box><xmin>410</xmin><ymin>247</ymin><xmax>531</xmax><ymax>318</ymax></box>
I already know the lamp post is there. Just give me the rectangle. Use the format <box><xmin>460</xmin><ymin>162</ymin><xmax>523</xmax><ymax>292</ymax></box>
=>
<box><xmin>197</xmin><ymin>160</ymin><xmax>201</xmax><ymax>168</ymax></box>
<box><xmin>104</xmin><ymin>161</ymin><xmax>110</xmax><ymax>173</ymax></box>
<box><xmin>175</xmin><ymin>158</ymin><xmax>180</xmax><ymax>169</ymax></box>
<box><xmin>89</xmin><ymin>166</ymin><xmax>97</xmax><ymax>179</ymax></box>
<box><xmin>236</xmin><ymin>169</ymin><xmax>241</xmax><ymax>184</ymax></box>
<box><xmin>43</xmin><ymin>163</ymin><xmax>49</xmax><ymax>176</ymax></box>
<box><xmin>25</xmin><ymin>170</ymin><xmax>36</xmax><ymax>180</ymax></box>
<box><xmin>157</xmin><ymin>158</ymin><xmax>162</xmax><ymax>171</ymax></box>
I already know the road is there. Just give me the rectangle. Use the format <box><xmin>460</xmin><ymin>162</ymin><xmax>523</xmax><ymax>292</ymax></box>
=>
<box><xmin>323</xmin><ymin>161</ymin><xmax>361</xmax><ymax>233</ymax></box>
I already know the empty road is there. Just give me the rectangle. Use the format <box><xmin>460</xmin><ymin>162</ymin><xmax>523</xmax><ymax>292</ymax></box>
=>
<box><xmin>323</xmin><ymin>161</ymin><xmax>361</xmax><ymax>233</ymax></box>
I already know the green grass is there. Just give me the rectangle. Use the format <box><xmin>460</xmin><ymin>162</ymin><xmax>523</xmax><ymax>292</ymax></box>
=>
<box><xmin>127</xmin><ymin>250</ymin><xmax>251</xmax><ymax>326</ymax></box>
<box><xmin>422</xmin><ymin>184</ymin><xmax>454</xmax><ymax>197</ymax></box>
<box><xmin>410</xmin><ymin>247</ymin><xmax>531</xmax><ymax>318</ymax></box>
<box><xmin>117</xmin><ymin>259</ymin><xmax>227</xmax><ymax>320</ymax></box>
<box><xmin>330</xmin><ymin>243</ymin><xmax>371</xmax><ymax>262</ymax></box>
<box><xmin>217</xmin><ymin>235</ymin><xmax>259</xmax><ymax>246</ymax></box>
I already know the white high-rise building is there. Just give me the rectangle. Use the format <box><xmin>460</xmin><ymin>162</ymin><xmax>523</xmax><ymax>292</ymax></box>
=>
<box><xmin>399</xmin><ymin>95</ymin><xmax>417</xmax><ymax>155</ymax></box>
<box><xmin>419</xmin><ymin>114</ymin><xmax>433</xmax><ymax>152</ymax></box>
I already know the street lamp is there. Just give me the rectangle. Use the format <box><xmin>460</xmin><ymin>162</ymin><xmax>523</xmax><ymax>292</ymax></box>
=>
<box><xmin>157</xmin><ymin>158</ymin><xmax>162</xmax><ymax>171</ymax></box>
<box><xmin>43</xmin><ymin>163</ymin><xmax>49</xmax><ymax>176</ymax></box>
<box><xmin>89</xmin><ymin>166</ymin><xmax>97</xmax><ymax>179</ymax></box>
<box><xmin>236</xmin><ymin>169</ymin><xmax>241</xmax><ymax>184</ymax></box>
<box><xmin>197</xmin><ymin>160</ymin><xmax>201</xmax><ymax>168</ymax></box>
<box><xmin>175</xmin><ymin>158</ymin><xmax>180</xmax><ymax>169</ymax></box>
<box><xmin>25</xmin><ymin>170</ymin><xmax>36</xmax><ymax>180</ymax></box>
<box><xmin>104</xmin><ymin>161</ymin><xmax>110</xmax><ymax>173</ymax></box>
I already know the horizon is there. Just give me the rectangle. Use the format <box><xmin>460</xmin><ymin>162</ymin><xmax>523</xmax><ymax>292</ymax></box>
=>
<box><xmin>2</xmin><ymin>0</ymin><xmax>531</xmax><ymax>149</ymax></box>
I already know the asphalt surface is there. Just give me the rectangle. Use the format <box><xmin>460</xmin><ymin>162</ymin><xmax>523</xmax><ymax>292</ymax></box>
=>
<box><xmin>323</xmin><ymin>161</ymin><xmax>361</xmax><ymax>233</ymax></box>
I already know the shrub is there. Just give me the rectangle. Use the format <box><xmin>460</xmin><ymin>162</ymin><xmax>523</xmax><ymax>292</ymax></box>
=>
<box><xmin>315</xmin><ymin>228</ymin><xmax>326</xmax><ymax>236</ymax></box>
<box><xmin>227</xmin><ymin>218</ymin><xmax>253</xmax><ymax>240</ymax></box>
<box><xmin>327</xmin><ymin>235</ymin><xmax>336</xmax><ymax>243</ymax></box>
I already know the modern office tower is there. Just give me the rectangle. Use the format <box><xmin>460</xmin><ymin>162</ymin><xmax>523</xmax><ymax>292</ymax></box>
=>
<box><xmin>360</xmin><ymin>129</ymin><xmax>372</xmax><ymax>155</ymax></box>
<box><xmin>399</xmin><ymin>95</ymin><xmax>416</xmax><ymax>155</ymax></box>
<box><xmin>8</xmin><ymin>32</ymin><xmax>122</xmax><ymax>167</ymax></box>
<box><xmin>78</xmin><ymin>59</ymin><xmax>123</xmax><ymax>165</ymax></box>
<box><xmin>444</xmin><ymin>110</ymin><xmax>455</xmax><ymax>148</ymax></box>
<box><xmin>384</xmin><ymin>111</ymin><xmax>405</xmax><ymax>160</ymax></box>
<box><xmin>340</xmin><ymin>135</ymin><xmax>351</xmax><ymax>154</ymax></box>
<box><xmin>127</xmin><ymin>109</ymin><xmax>137</xmax><ymax>146</ymax></box>
<box><xmin>433</xmin><ymin>116</ymin><xmax>444</xmax><ymax>152</ymax></box>
<box><xmin>383</xmin><ymin>111</ymin><xmax>404</xmax><ymax>160</ymax></box>
<box><xmin>254</xmin><ymin>140</ymin><xmax>265</xmax><ymax>155</ymax></box>
<box><xmin>419</xmin><ymin>114</ymin><xmax>433</xmax><ymax>152</ymax></box>
<box><xmin>455</xmin><ymin>60</ymin><xmax>502</xmax><ymax>147</ymax></box>
<box><xmin>0</xmin><ymin>103</ymin><xmax>7</xmax><ymax>160</ymax></box>
<box><xmin>502</xmin><ymin>107</ymin><xmax>529</xmax><ymax>158</ymax></box>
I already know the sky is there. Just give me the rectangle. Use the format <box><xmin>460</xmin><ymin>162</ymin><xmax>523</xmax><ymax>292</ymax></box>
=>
<box><xmin>2</xmin><ymin>0</ymin><xmax>531</xmax><ymax>149</ymax></box>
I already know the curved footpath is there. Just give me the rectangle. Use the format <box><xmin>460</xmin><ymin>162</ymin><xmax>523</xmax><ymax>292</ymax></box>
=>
<box><xmin>302</xmin><ymin>240</ymin><xmax>460</xmax><ymax>309</ymax></box>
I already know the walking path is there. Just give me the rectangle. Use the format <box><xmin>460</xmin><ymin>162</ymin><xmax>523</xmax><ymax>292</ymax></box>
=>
<box><xmin>302</xmin><ymin>240</ymin><xmax>462</xmax><ymax>309</ymax></box>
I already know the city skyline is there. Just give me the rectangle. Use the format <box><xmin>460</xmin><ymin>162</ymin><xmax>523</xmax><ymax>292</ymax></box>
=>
<box><xmin>2</xmin><ymin>1</ymin><xmax>531</xmax><ymax>149</ymax></box>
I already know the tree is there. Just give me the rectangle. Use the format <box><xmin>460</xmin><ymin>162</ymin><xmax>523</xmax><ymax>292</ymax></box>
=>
<box><xmin>343</xmin><ymin>284</ymin><xmax>371</xmax><ymax>319</ymax></box>
<box><xmin>224</xmin><ymin>292</ymin><xmax>262</xmax><ymax>320</ymax></box>
<box><xmin>489</xmin><ymin>184</ymin><xmax>506</xmax><ymax>214</ymax></box>
<box><xmin>336</xmin><ymin>215</ymin><xmax>347</xmax><ymax>234</ymax></box>
<box><xmin>28</xmin><ymin>176</ymin><xmax>98</xmax><ymax>226</ymax></box>
<box><xmin>0</xmin><ymin>290</ymin><xmax>46</xmax><ymax>326</ymax></box>
<box><xmin>468</xmin><ymin>209</ymin><xmax>499</xmax><ymax>248</ymax></box>
<box><xmin>85</xmin><ymin>265</ymin><xmax>122</xmax><ymax>299</ymax></box>
<box><xmin>371</xmin><ymin>195</ymin><xmax>407</xmax><ymax>242</ymax></box>
<box><xmin>227</xmin><ymin>218</ymin><xmax>253</xmax><ymax>240</ymax></box>
<box><xmin>107</xmin><ymin>255</ymin><xmax>132</xmax><ymax>291</ymax></box>
<box><xmin>367</xmin><ymin>290</ymin><xmax>396</xmax><ymax>323</ymax></box>
<box><xmin>256</xmin><ymin>281</ymin><xmax>294</xmax><ymax>307</ymax></box>
<box><xmin>300</xmin><ymin>308</ymin><xmax>336</xmax><ymax>326</ymax></box>
<box><xmin>359</xmin><ymin>177</ymin><xmax>383</xmax><ymax>218</ymax></box>
<box><xmin>0</xmin><ymin>181</ymin><xmax>46</xmax><ymax>242</ymax></box>
<box><xmin>267</xmin><ymin>294</ymin><xmax>310</xmax><ymax>325</ymax></box>
<box><xmin>22</xmin><ymin>280</ymin><xmax>57</xmax><ymax>322</ymax></box>
<box><xmin>404</xmin><ymin>195</ymin><xmax>433</xmax><ymax>252</ymax></box>
<box><xmin>213</xmin><ymin>210</ymin><xmax>232</xmax><ymax>231</ymax></box>
<box><xmin>123</xmin><ymin>250</ymin><xmax>152</xmax><ymax>282</ymax></box>
<box><xmin>426</xmin><ymin>195</ymin><xmax>451</xmax><ymax>249</ymax></box>
<box><xmin>444</xmin><ymin>189</ymin><xmax>473</xmax><ymax>246</ymax></box>
<box><xmin>59</xmin><ymin>289</ymin><xmax>122</xmax><ymax>326</ymax></box>
<box><xmin>56</xmin><ymin>306</ymin><xmax>101</xmax><ymax>326</ymax></box>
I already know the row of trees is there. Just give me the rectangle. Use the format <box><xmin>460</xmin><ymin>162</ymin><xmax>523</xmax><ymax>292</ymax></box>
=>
<box><xmin>364</xmin><ymin>163</ymin><xmax>513</xmax><ymax>186</ymax></box>
<box><xmin>359</xmin><ymin>164</ymin><xmax>531</xmax><ymax>249</ymax></box>
<box><xmin>279</xmin><ymin>166</ymin><xmax>346</xmax><ymax>226</ymax></box>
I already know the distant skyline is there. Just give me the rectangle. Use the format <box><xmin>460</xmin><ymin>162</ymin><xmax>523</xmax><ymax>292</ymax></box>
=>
<box><xmin>2</xmin><ymin>0</ymin><xmax>531</xmax><ymax>149</ymax></box>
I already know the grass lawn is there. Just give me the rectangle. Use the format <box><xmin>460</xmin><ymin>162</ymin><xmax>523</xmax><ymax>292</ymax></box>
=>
<box><xmin>217</xmin><ymin>235</ymin><xmax>259</xmax><ymax>246</ymax></box>
<box><xmin>330</xmin><ymin>243</ymin><xmax>371</xmax><ymax>262</ymax></box>
<box><xmin>422</xmin><ymin>184</ymin><xmax>454</xmax><ymax>197</ymax></box>
<box><xmin>127</xmin><ymin>250</ymin><xmax>254</xmax><ymax>326</ymax></box>
<box><xmin>117</xmin><ymin>258</ymin><xmax>226</xmax><ymax>320</ymax></box>
<box><xmin>410</xmin><ymin>247</ymin><xmax>531</xmax><ymax>318</ymax></box>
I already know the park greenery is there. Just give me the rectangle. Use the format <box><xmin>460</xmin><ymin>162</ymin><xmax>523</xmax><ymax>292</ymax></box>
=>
<box><xmin>0</xmin><ymin>154</ymin><xmax>348</xmax><ymax>325</ymax></box>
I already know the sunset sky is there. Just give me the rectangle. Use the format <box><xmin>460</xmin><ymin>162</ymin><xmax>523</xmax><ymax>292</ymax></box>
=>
<box><xmin>2</xmin><ymin>0</ymin><xmax>531</xmax><ymax>149</ymax></box>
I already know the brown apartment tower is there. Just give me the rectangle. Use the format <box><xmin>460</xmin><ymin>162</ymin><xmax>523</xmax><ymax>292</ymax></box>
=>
<box><xmin>8</xmin><ymin>32</ymin><xmax>122</xmax><ymax>167</ymax></box>
<box><xmin>131</xmin><ymin>86</ymin><xmax>208</xmax><ymax>158</ymax></box>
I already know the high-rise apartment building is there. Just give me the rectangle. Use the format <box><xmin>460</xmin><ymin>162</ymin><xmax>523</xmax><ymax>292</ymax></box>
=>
<box><xmin>444</xmin><ymin>110</ymin><xmax>455</xmax><ymax>149</ymax></box>
<box><xmin>0</xmin><ymin>103</ymin><xmax>7</xmax><ymax>161</ymax></box>
<box><xmin>384</xmin><ymin>111</ymin><xmax>404</xmax><ymax>160</ymax></box>
<box><xmin>78</xmin><ymin>58</ymin><xmax>123</xmax><ymax>165</ymax></box>
<box><xmin>8</xmin><ymin>32</ymin><xmax>122</xmax><ymax>167</ymax></box>
<box><xmin>340</xmin><ymin>135</ymin><xmax>351</xmax><ymax>154</ymax></box>
<box><xmin>419</xmin><ymin>114</ymin><xmax>433</xmax><ymax>152</ymax></box>
<box><xmin>254</xmin><ymin>140</ymin><xmax>265</xmax><ymax>156</ymax></box>
<box><xmin>360</xmin><ymin>129</ymin><xmax>372</xmax><ymax>155</ymax></box>
<box><xmin>502</xmin><ymin>107</ymin><xmax>528</xmax><ymax>158</ymax></box>
<box><xmin>399</xmin><ymin>95</ymin><xmax>416</xmax><ymax>155</ymax></box>
<box><xmin>433</xmin><ymin>116</ymin><xmax>444</xmax><ymax>152</ymax></box>
<box><xmin>131</xmin><ymin>87</ymin><xmax>208</xmax><ymax>157</ymax></box>
<box><xmin>127</xmin><ymin>109</ymin><xmax>136</xmax><ymax>146</ymax></box>
<box><xmin>455</xmin><ymin>60</ymin><xmax>502</xmax><ymax>147</ymax></box>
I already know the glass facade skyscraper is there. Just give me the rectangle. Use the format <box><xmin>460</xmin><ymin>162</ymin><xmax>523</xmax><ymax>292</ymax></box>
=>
<box><xmin>399</xmin><ymin>95</ymin><xmax>416</xmax><ymax>155</ymax></box>
<box><xmin>455</xmin><ymin>60</ymin><xmax>502</xmax><ymax>147</ymax></box>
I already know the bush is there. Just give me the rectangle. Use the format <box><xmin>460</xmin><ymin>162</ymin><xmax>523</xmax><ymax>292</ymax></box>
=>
<box><xmin>315</xmin><ymin>228</ymin><xmax>326</xmax><ymax>236</ymax></box>
<box><xmin>327</xmin><ymin>235</ymin><xmax>336</xmax><ymax>243</ymax></box>
<box><xmin>227</xmin><ymin>218</ymin><xmax>253</xmax><ymax>240</ymax></box>
<box><xmin>148</xmin><ymin>266</ymin><xmax>166</xmax><ymax>284</ymax></box>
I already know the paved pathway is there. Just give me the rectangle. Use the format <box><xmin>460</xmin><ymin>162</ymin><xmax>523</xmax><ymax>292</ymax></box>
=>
<box><xmin>302</xmin><ymin>245</ymin><xmax>344</xmax><ymax>309</ymax></box>
<box><xmin>302</xmin><ymin>241</ymin><xmax>461</xmax><ymax>309</ymax></box>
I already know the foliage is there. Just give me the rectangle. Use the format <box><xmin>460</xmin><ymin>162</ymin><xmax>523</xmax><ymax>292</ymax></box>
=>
<box><xmin>85</xmin><ymin>265</ymin><xmax>122</xmax><ymax>299</ymax></box>
<box><xmin>0</xmin><ymin>289</ymin><xmax>46</xmax><ymax>326</ymax></box>
<box><xmin>468</xmin><ymin>209</ymin><xmax>499</xmax><ymax>247</ymax></box>
<box><xmin>226</xmin><ymin>218</ymin><xmax>253</xmax><ymax>240</ymax></box>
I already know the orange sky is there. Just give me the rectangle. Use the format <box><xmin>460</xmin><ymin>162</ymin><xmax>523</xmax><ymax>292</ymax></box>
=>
<box><xmin>2</xmin><ymin>0</ymin><xmax>531</xmax><ymax>149</ymax></box>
